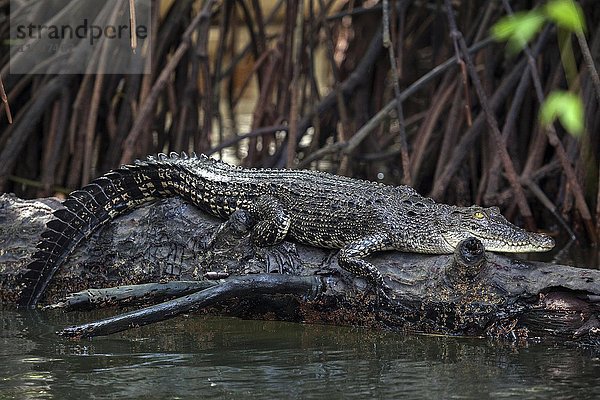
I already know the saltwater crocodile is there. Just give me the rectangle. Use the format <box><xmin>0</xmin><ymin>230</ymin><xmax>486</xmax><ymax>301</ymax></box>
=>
<box><xmin>18</xmin><ymin>152</ymin><xmax>554</xmax><ymax>307</ymax></box>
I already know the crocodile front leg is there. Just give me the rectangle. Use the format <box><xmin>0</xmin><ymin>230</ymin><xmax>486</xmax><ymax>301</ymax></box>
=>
<box><xmin>338</xmin><ymin>233</ymin><xmax>392</xmax><ymax>295</ymax></box>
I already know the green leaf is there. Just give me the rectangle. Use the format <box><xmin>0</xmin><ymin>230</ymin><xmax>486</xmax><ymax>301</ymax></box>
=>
<box><xmin>540</xmin><ymin>91</ymin><xmax>584</xmax><ymax>137</ymax></box>
<box><xmin>544</xmin><ymin>0</ymin><xmax>586</xmax><ymax>33</ymax></box>
<box><xmin>491</xmin><ymin>11</ymin><xmax>545</xmax><ymax>54</ymax></box>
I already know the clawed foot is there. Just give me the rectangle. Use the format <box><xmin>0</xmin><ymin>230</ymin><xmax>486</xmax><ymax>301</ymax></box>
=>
<box><xmin>375</xmin><ymin>282</ymin><xmax>394</xmax><ymax>306</ymax></box>
<box><xmin>203</xmin><ymin>210</ymin><xmax>253</xmax><ymax>250</ymax></box>
<box><xmin>254</xmin><ymin>242</ymin><xmax>301</xmax><ymax>275</ymax></box>
<box><xmin>352</xmin><ymin>277</ymin><xmax>394</xmax><ymax>307</ymax></box>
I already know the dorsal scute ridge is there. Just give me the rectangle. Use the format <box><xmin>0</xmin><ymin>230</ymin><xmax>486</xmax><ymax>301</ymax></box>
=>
<box><xmin>137</xmin><ymin>159</ymin><xmax>154</xmax><ymax>169</ymax></box>
<box><xmin>130</xmin><ymin>154</ymin><xmax>382</xmax><ymax>186</ymax></box>
<box><xmin>141</xmin><ymin>152</ymin><xmax>220</xmax><ymax>167</ymax></box>
<box><xmin>205</xmin><ymin>156</ymin><xmax>226</xmax><ymax>167</ymax></box>
<box><xmin>170</xmin><ymin>162</ymin><xmax>188</xmax><ymax>174</ymax></box>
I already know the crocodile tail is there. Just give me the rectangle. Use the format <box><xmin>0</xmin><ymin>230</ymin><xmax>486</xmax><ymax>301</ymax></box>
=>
<box><xmin>17</xmin><ymin>155</ymin><xmax>180</xmax><ymax>308</ymax></box>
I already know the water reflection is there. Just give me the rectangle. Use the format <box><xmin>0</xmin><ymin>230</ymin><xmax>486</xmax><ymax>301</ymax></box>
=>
<box><xmin>516</xmin><ymin>241</ymin><xmax>599</xmax><ymax>270</ymax></box>
<box><xmin>1</xmin><ymin>307</ymin><xmax>599</xmax><ymax>399</ymax></box>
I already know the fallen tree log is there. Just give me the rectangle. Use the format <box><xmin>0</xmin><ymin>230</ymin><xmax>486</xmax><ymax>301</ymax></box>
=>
<box><xmin>0</xmin><ymin>193</ymin><xmax>599</xmax><ymax>345</ymax></box>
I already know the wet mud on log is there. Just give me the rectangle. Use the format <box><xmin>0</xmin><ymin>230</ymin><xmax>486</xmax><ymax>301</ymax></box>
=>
<box><xmin>0</xmin><ymin>193</ymin><xmax>599</xmax><ymax>346</ymax></box>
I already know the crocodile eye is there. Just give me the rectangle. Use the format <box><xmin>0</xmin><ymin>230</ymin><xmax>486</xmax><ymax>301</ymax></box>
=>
<box><xmin>473</xmin><ymin>211</ymin><xmax>485</xmax><ymax>219</ymax></box>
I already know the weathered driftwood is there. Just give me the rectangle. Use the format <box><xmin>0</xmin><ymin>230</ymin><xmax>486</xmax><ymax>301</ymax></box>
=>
<box><xmin>0</xmin><ymin>193</ymin><xmax>599</xmax><ymax>345</ymax></box>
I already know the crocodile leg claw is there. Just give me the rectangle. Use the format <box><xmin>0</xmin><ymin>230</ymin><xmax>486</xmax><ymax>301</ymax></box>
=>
<box><xmin>338</xmin><ymin>234</ymin><xmax>394</xmax><ymax>305</ymax></box>
<box><xmin>203</xmin><ymin>209</ymin><xmax>254</xmax><ymax>250</ymax></box>
<box><xmin>377</xmin><ymin>282</ymin><xmax>394</xmax><ymax>305</ymax></box>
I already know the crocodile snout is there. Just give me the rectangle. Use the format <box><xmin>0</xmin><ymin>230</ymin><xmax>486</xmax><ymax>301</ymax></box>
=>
<box><xmin>531</xmin><ymin>232</ymin><xmax>555</xmax><ymax>251</ymax></box>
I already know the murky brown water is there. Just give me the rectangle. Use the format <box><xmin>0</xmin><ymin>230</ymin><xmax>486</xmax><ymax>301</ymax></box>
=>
<box><xmin>1</xmin><ymin>305</ymin><xmax>599</xmax><ymax>399</ymax></box>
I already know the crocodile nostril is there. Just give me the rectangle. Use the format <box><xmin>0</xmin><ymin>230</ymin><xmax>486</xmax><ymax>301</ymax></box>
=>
<box><xmin>535</xmin><ymin>233</ymin><xmax>555</xmax><ymax>249</ymax></box>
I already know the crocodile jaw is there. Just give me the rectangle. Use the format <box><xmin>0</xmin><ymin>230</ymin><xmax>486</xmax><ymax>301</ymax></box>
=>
<box><xmin>442</xmin><ymin>231</ymin><xmax>555</xmax><ymax>253</ymax></box>
<box><xmin>470</xmin><ymin>231</ymin><xmax>555</xmax><ymax>253</ymax></box>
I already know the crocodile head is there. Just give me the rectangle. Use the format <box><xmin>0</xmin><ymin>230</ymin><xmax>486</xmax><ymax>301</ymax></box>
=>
<box><xmin>437</xmin><ymin>205</ymin><xmax>555</xmax><ymax>253</ymax></box>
